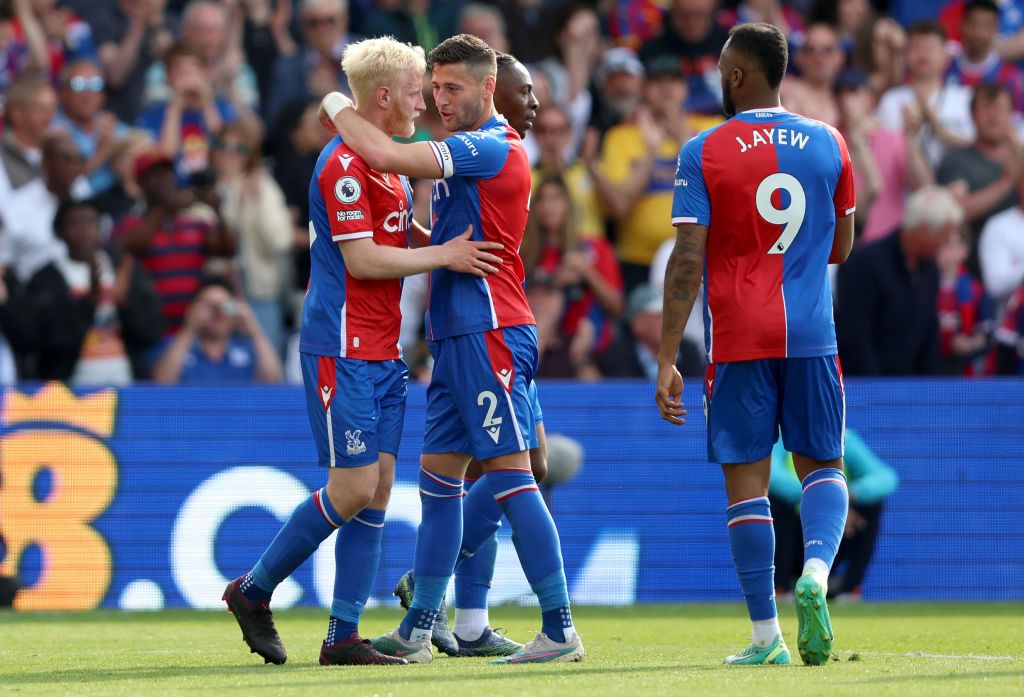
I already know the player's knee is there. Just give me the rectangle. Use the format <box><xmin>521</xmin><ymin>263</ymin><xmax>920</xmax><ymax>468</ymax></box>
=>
<box><xmin>369</xmin><ymin>475</ymin><xmax>394</xmax><ymax>509</ymax></box>
<box><xmin>325</xmin><ymin>472</ymin><xmax>377</xmax><ymax>515</ymax></box>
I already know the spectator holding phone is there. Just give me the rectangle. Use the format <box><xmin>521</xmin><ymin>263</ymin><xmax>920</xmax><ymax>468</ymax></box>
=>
<box><xmin>151</xmin><ymin>275</ymin><xmax>282</xmax><ymax>384</ymax></box>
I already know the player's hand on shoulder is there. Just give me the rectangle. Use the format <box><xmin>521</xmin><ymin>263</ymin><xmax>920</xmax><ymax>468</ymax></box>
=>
<box><xmin>655</xmin><ymin>362</ymin><xmax>687</xmax><ymax>426</ymax></box>
<box><xmin>440</xmin><ymin>224</ymin><xmax>504</xmax><ymax>277</ymax></box>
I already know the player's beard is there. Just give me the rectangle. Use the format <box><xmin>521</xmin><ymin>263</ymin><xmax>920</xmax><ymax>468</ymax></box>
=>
<box><xmin>386</xmin><ymin>103</ymin><xmax>418</xmax><ymax>139</ymax></box>
<box><xmin>447</xmin><ymin>93</ymin><xmax>485</xmax><ymax>132</ymax></box>
<box><xmin>722</xmin><ymin>80</ymin><xmax>736</xmax><ymax>118</ymax></box>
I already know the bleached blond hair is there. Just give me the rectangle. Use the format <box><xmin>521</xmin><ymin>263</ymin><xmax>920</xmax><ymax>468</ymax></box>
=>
<box><xmin>341</xmin><ymin>37</ymin><xmax>426</xmax><ymax>108</ymax></box>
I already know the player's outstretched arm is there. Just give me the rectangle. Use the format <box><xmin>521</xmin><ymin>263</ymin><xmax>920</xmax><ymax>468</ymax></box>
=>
<box><xmin>319</xmin><ymin>93</ymin><xmax>443</xmax><ymax>179</ymax></box>
<box><xmin>655</xmin><ymin>222</ymin><xmax>707</xmax><ymax>426</ymax></box>
<box><xmin>829</xmin><ymin>214</ymin><xmax>855</xmax><ymax>264</ymax></box>
<box><xmin>340</xmin><ymin>225</ymin><xmax>503</xmax><ymax>280</ymax></box>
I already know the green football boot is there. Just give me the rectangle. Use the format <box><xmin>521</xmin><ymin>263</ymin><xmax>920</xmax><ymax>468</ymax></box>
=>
<box><xmin>795</xmin><ymin>572</ymin><xmax>834</xmax><ymax>665</ymax></box>
<box><xmin>723</xmin><ymin>635</ymin><xmax>792</xmax><ymax>665</ymax></box>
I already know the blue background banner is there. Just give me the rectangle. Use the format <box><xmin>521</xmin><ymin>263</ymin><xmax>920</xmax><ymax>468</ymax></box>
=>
<box><xmin>0</xmin><ymin>379</ymin><xmax>1021</xmax><ymax>611</ymax></box>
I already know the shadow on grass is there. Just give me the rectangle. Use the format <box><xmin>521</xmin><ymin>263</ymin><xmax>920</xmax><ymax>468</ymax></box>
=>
<box><xmin>836</xmin><ymin>668</ymin><xmax>1024</xmax><ymax>685</ymax></box>
<box><xmin>3</xmin><ymin>662</ymin><xmax>696</xmax><ymax>687</ymax></box>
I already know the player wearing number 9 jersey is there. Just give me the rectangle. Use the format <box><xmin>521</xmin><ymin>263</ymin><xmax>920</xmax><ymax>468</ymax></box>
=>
<box><xmin>656</xmin><ymin>23</ymin><xmax>855</xmax><ymax>668</ymax></box>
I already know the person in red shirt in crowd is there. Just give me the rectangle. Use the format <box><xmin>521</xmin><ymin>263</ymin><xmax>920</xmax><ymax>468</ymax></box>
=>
<box><xmin>113</xmin><ymin>150</ymin><xmax>235</xmax><ymax>338</ymax></box>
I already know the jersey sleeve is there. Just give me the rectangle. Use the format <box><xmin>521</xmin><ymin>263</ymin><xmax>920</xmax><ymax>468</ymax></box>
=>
<box><xmin>671</xmin><ymin>136</ymin><xmax>711</xmax><ymax>227</ymax></box>
<box><xmin>319</xmin><ymin>152</ymin><xmax>374</xmax><ymax>242</ymax></box>
<box><xmin>829</xmin><ymin>126</ymin><xmax>856</xmax><ymax>218</ymax></box>
<box><xmin>428</xmin><ymin>129</ymin><xmax>509</xmax><ymax>180</ymax></box>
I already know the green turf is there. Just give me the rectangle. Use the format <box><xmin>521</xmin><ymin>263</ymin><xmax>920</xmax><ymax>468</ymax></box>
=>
<box><xmin>2</xmin><ymin>604</ymin><xmax>1023</xmax><ymax>696</ymax></box>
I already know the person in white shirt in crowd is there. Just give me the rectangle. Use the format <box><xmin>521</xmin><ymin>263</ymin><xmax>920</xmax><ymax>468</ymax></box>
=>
<box><xmin>0</xmin><ymin>73</ymin><xmax>58</xmax><ymax>199</ymax></box>
<box><xmin>1</xmin><ymin>132</ymin><xmax>92</xmax><ymax>283</ymax></box>
<box><xmin>978</xmin><ymin>171</ymin><xmax>1024</xmax><ymax>305</ymax></box>
<box><xmin>210</xmin><ymin>120</ymin><xmax>292</xmax><ymax>355</ymax></box>
<box><xmin>877</xmin><ymin>20</ymin><xmax>975</xmax><ymax>168</ymax></box>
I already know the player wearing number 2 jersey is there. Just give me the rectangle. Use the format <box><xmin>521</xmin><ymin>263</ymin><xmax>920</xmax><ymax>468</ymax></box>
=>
<box><xmin>656</xmin><ymin>23</ymin><xmax>855</xmax><ymax>667</ymax></box>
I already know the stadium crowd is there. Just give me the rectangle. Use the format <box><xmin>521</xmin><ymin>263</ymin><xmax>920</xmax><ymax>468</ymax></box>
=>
<box><xmin>0</xmin><ymin>0</ymin><xmax>1022</xmax><ymax>385</ymax></box>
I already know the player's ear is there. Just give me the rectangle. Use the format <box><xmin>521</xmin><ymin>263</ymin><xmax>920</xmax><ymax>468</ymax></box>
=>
<box><xmin>376</xmin><ymin>84</ymin><xmax>390</xmax><ymax>110</ymax></box>
<box><xmin>482</xmin><ymin>73</ymin><xmax>496</xmax><ymax>99</ymax></box>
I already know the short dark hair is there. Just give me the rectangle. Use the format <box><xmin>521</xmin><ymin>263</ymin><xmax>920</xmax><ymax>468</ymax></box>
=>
<box><xmin>427</xmin><ymin>33</ymin><xmax>497</xmax><ymax>76</ymax></box>
<box><xmin>907</xmin><ymin>20</ymin><xmax>947</xmax><ymax>42</ymax></box>
<box><xmin>53</xmin><ymin>198</ymin><xmax>99</xmax><ymax>233</ymax></box>
<box><xmin>965</xmin><ymin>0</ymin><xmax>1000</xmax><ymax>18</ymax></box>
<box><xmin>164</xmin><ymin>42</ymin><xmax>203</xmax><ymax>69</ymax></box>
<box><xmin>971</xmin><ymin>82</ymin><xmax>1013</xmax><ymax>111</ymax></box>
<box><xmin>195</xmin><ymin>275</ymin><xmax>237</xmax><ymax>298</ymax></box>
<box><xmin>495</xmin><ymin>52</ymin><xmax>517</xmax><ymax>74</ymax></box>
<box><xmin>727</xmin><ymin>22</ymin><xmax>788</xmax><ymax>89</ymax></box>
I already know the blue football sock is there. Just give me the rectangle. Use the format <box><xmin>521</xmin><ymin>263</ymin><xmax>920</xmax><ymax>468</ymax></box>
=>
<box><xmin>244</xmin><ymin>487</ymin><xmax>343</xmax><ymax>604</ymax></box>
<box><xmin>486</xmin><ymin>469</ymin><xmax>573</xmax><ymax>642</ymax></box>
<box><xmin>328</xmin><ymin>507</ymin><xmax>385</xmax><ymax>644</ymax></box>
<box><xmin>800</xmin><ymin>468</ymin><xmax>849</xmax><ymax>573</ymax></box>
<box><xmin>726</xmin><ymin>496</ymin><xmax>777</xmax><ymax>622</ymax></box>
<box><xmin>399</xmin><ymin>467</ymin><xmax>463</xmax><ymax>642</ymax></box>
<box><xmin>455</xmin><ymin>477</ymin><xmax>499</xmax><ymax>610</ymax></box>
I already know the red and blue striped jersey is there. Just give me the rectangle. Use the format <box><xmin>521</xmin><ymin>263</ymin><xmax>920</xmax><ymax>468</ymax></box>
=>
<box><xmin>424</xmin><ymin>114</ymin><xmax>535</xmax><ymax>341</ymax></box>
<box><xmin>300</xmin><ymin>136</ymin><xmax>413</xmax><ymax>360</ymax></box>
<box><xmin>946</xmin><ymin>52</ymin><xmax>1024</xmax><ymax>112</ymax></box>
<box><xmin>672</xmin><ymin>107</ymin><xmax>855</xmax><ymax>363</ymax></box>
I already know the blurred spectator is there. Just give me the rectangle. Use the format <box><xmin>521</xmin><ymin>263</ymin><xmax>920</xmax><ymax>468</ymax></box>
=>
<box><xmin>781</xmin><ymin>23</ymin><xmax>844</xmax><ymax>126</ymax></box>
<box><xmin>266</xmin><ymin>99</ymin><xmax>330</xmax><ymax>312</ymax></box>
<box><xmin>937</xmin><ymin>84</ymin><xmax>1019</xmax><ymax>268</ymax></box>
<box><xmin>599</xmin><ymin>55</ymin><xmax>694</xmax><ymax>292</ymax></box>
<box><xmin>0</xmin><ymin>199</ymin><xmax>163</xmax><ymax>383</ymax></box>
<box><xmin>91</xmin><ymin>0</ymin><xmax>173</xmax><ymax>124</ymax></box>
<box><xmin>363</xmin><ymin>0</ymin><xmax>457</xmax><ymax>54</ymax></box>
<box><xmin>528</xmin><ymin>278</ymin><xmax>598</xmax><ymax>379</ymax></box>
<box><xmin>457</xmin><ymin>3</ymin><xmax>508</xmax><ymax>54</ymax></box>
<box><xmin>876</xmin><ymin>21</ymin><xmax>974</xmax><ymax>169</ymax></box>
<box><xmin>492</xmin><ymin>0</ymin><xmax>558</xmax><ymax>63</ymax></box>
<box><xmin>837</xmin><ymin>186</ymin><xmax>963</xmax><ymax>376</ymax></box>
<box><xmin>143</xmin><ymin>0</ymin><xmax>259</xmax><ymax>114</ymax></box>
<box><xmin>522</xmin><ymin>175</ymin><xmax>623</xmax><ymax>354</ymax></box>
<box><xmin>113</xmin><ymin>149</ymin><xmax>236</xmax><ymax>334</ymax></box>
<box><xmin>0</xmin><ymin>0</ymin><xmax>50</xmax><ymax>99</ymax></box>
<box><xmin>939</xmin><ymin>0</ymin><xmax>1024</xmax><ymax>55</ymax></box>
<box><xmin>211</xmin><ymin>120</ymin><xmax>291</xmax><ymax>354</ymax></box>
<box><xmin>238</xmin><ymin>0</ymin><xmax>299</xmax><ymax>114</ymax></box>
<box><xmin>606</xmin><ymin>0</ymin><xmax>664</xmax><ymax>52</ymax></box>
<box><xmin>836</xmin><ymin>69</ymin><xmax>931</xmax><ymax>244</ymax></box>
<box><xmin>264</xmin><ymin>0</ymin><xmax>353</xmax><ymax>127</ymax></box>
<box><xmin>55</xmin><ymin>59</ymin><xmax>130</xmax><ymax>196</ymax></box>
<box><xmin>863</xmin><ymin>16</ymin><xmax>907</xmax><ymax>98</ymax></box>
<box><xmin>93</xmin><ymin>128</ymin><xmax>154</xmax><ymax>225</ymax></box>
<box><xmin>586</xmin><ymin>47</ymin><xmax>644</xmax><ymax>145</ymax></box>
<box><xmin>994</xmin><ymin>283</ymin><xmax>1024</xmax><ymax>373</ymax></box>
<box><xmin>810</xmin><ymin>0</ymin><xmax>868</xmax><ymax>52</ymax></box>
<box><xmin>28</xmin><ymin>0</ymin><xmax>97</xmax><ymax>77</ymax></box>
<box><xmin>977</xmin><ymin>173</ymin><xmax>1024</xmax><ymax>302</ymax></box>
<box><xmin>770</xmin><ymin>429</ymin><xmax>899</xmax><ymax>599</ymax></box>
<box><xmin>534</xmin><ymin>4</ymin><xmax>602</xmax><ymax>160</ymax></box>
<box><xmin>0</xmin><ymin>72</ymin><xmax>56</xmax><ymax>196</ymax></box>
<box><xmin>946</xmin><ymin>0</ymin><xmax>1024</xmax><ymax>113</ymax></box>
<box><xmin>595</xmin><ymin>283</ymin><xmax>704</xmax><ymax>378</ymax></box>
<box><xmin>137</xmin><ymin>42</ymin><xmax>239</xmax><ymax>182</ymax></box>
<box><xmin>152</xmin><ymin>275</ymin><xmax>283</xmax><ymax>383</ymax></box>
<box><xmin>936</xmin><ymin>231</ymin><xmax>994</xmax><ymax>375</ymax></box>
<box><xmin>532</xmin><ymin>104</ymin><xmax>604</xmax><ymax>240</ymax></box>
<box><xmin>1</xmin><ymin>131</ymin><xmax>89</xmax><ymax>283</ymax></box>
<box><xmin>717</xmin><ymin>0</ymin><xmax>803</xmax><ymax>39</ymax></box>
<box><xmin>639</xmin><ymin>0</ymin><xmax>728</xmax><ymax>115</ymax></box>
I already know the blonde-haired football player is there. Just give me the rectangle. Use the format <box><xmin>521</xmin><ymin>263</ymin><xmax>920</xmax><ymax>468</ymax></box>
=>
<box><xmin>222</xmin><ymin>36</ymin><xmax>503</xmax><ymax>667</ymax></box>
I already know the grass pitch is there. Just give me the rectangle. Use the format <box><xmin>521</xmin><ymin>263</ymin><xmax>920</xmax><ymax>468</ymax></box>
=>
<box><xmin>2</xmin><ymin>604</ymin><xmax>1022</xmax><ymax>696</ymax></box>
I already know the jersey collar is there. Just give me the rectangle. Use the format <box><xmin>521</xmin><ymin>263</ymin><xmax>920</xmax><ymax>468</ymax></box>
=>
<box><xmin>739</xmin><ymin>106</ymin><xmax>787</xmax><ymax>114</ymax></box>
